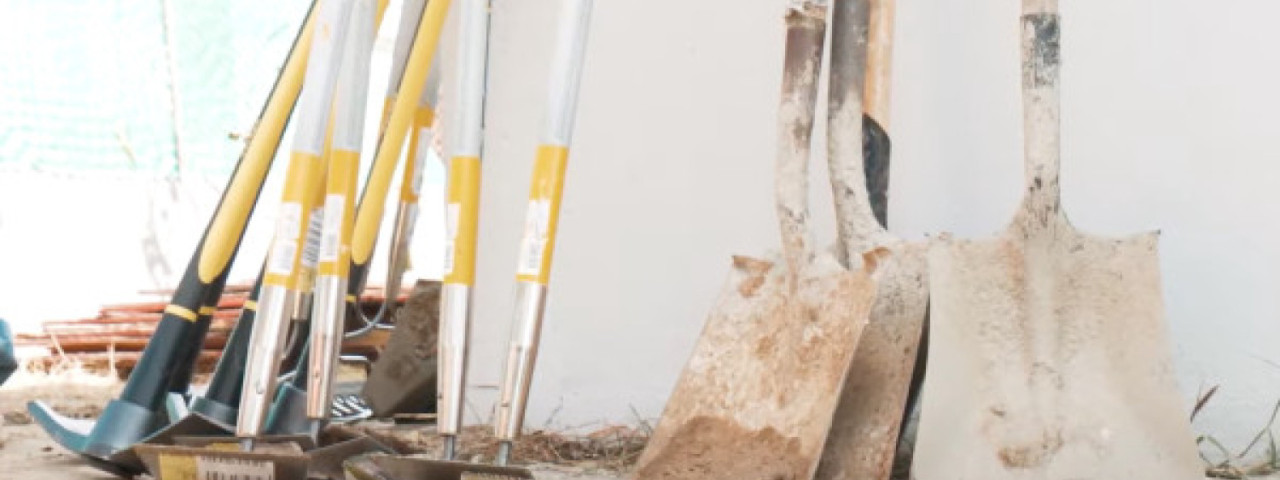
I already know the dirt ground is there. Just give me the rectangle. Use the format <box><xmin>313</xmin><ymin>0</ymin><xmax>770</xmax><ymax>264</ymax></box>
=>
<box><xmin>0</xmin><ymin>367</ymin><xmax>1265</xmax><ymax>480</ymax></box>
<box><xmin>0</xmin><ymin>367</ymin><xmax>627</xmax><ymax>480</ymax></box>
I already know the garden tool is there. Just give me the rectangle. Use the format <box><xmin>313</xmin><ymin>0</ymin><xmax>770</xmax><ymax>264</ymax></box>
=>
<box><xmin>27</xmin><ymin>1</ymin><xmax>320</xmax><ymax>474</ymax></box>
<box><xmin>342</xmin><ymin>0</ymin><xmax>448</xmax><ymax>330</ymax></box>
<box><xmin>196</xmin><ymin>0</ymin><xmax>410</xmax><ymax>423</ymax></box>
<box><xmin>345</xmin><ymin>0</ymin><xmax>438</xmax><ymax>339</ymax></box>
<box><xmin>304</xmin><ymin>0</ymin><xmax>378</xmax><ymax>440</ymax></box>
<box><xmin>357</xmin><ymin>24</ymin><xmax>448</xmax><ymax>417</ymax></box>
<box><xmin>189</xmin><ymin>264</ymin><xmax>266</xmax><ymax>427</ymax></box>
<box><xmin>265</xmin><ymin>0</ymin><xmax>451</xmax><ymax>435</ymax></box>
<box><xmin>493</xmin><ymin>0</ymin><xmax>595</xmax><ymax>467</ymax></box>
<box><xmin>236</xmin><ymin>0</ymin><xmax>356</xmax><ymax>451</ymax></box>
<box><xmin>632</xmin><ymin>2</ymin><xmax>880</xmax><ymax>478</ymax></box>
<box><xmin>814</xmin><ymin>0</ymin><xmax>928</xmax><ymax>478</ymax></box>
<box><xmin>278</xmin><ymin>0</ymin><xmax>403</xmax><ymax>374</ymax></box>
<box><xmin>911</xmin><ymin>1</ymin><xmax>1202</xmax><ymax>477</ymax></box>
<box><xmin>436</xmin><ymin>0</ymin><xmax>489</xmax><ymax>462</ymax></box>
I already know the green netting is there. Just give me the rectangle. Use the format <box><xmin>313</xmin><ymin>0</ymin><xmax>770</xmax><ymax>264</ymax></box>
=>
<box><xmin>0</xmin><ymin>0</ymin><xmax>311</xmax><ymax>175</ymax></box>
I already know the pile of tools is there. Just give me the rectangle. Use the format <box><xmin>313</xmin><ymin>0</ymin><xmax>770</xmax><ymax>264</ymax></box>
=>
<box><xmin>26</xmin><ymin>0</ymin><xmax>597</xmax><ymax>478</ymax></box>
<box><xmin>26</xmin><ymin>0</ymin><xmax>1208</xmax><ymax>478</ymax></box>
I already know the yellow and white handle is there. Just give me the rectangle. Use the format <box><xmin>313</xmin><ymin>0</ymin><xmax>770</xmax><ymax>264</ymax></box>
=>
<box><xmin>437</xmin><ymin>0</ymin><xmax>488</xmax><ymax>452</ymax></box>
<box><xmin>348</xmin><ymin>0</ymin><xmax>451</xmax><ymax>294</ymax></box>
<box><xmin>494</xmin><ymin>0</ymin><xmax>594</xmax><ymax>460</ymax></box>
<box><xmin>307</xmin><ymin>0</ymin><xmax>377</xmax><ymax>421</ymax></box>
<box><xmin>236</xmin><ymin>0</ymin><xmax>355</xmax><ymax>440</ymax></box>
<box><xmin>366</xmin><ymin>0</ymin><xmax>444</xmax><ymax>326</ymax></box>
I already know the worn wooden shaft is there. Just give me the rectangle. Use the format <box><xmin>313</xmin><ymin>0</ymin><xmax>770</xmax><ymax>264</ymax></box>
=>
<box><xmin>1018</xmin><ymin>10</ymin><xmax>1062</xmax><ymax>229</ymax></box>
<box><xmin>1023</xmin><ymin>0</ymin><xmax>1058</xmax><ymax>15</ymax></box>
<box><xmin>864</xmin><ymin>0</ymin><xmax>895</xmax><ymax>126</ymax></box>
<box><xmin>776</xmin><ymin>2</ymin><xmax>828</xmax><ymax>274</ymax></box>
<box><xmin>827</xmin><ymin>0</ymin><xmax>879</xmax><ymax>266</ymax></box>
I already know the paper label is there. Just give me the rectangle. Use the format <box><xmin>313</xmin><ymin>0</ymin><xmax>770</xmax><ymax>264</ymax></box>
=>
<box><xmin>268</xmin><ymin>203</ymin><xmax>303</xmax><ymax>275</ymax></box>
<box><xmin>516</xmin><ymin>199</ymin><xmax>552</xmax><ymax>276</ymax></box>
<box><xmin>442</xmin><ymin>202</ymin><xmax>460</xmax><ymax>274</ymax></box>
<box><xmin>319</xmin><ymin>195</ymin><xmax>345</xmax><ymax>262</ymax></box>
<box><xmin>300</xmin><ymin>206</ymin><xmax>324</xmax><ymax>269</ymax></box>
<box><xmin>195</xmin><ymin>455</ymin><xmax>275</xmax><ymax>480</ymax></box>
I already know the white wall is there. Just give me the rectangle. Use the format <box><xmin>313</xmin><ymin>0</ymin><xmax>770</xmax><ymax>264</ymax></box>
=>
<box><xmin>457</xmin><ymin>0</ymin><xmax>1280</xmax><ymax>457</ymax></box>
<box><xmin>2</xmin><ymin>0</ymin><xmax>1278</xmax><ymax>461</ymax></box>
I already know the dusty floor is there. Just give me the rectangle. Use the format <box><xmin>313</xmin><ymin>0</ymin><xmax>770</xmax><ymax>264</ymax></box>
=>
<box><xmin>0</xmin><ymin>367</ymin><xmax>1268</xmax><ymax>480</ymax></box>
<box><xmin>0</xmin><ymin>368</ymin><xmax>627</xmax><ymax>479</ymax></box>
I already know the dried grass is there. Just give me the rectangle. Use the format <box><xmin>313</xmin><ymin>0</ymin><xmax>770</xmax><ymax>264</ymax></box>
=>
<box><xmin>1195</xmin><ymin>384</ymin><xmax>1280</xmax><ymax>479</ymax></box>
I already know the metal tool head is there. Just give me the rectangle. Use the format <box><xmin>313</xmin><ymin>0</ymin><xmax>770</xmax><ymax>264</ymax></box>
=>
<box><xmin>27</xmin><ymin>398</ymin><xmax>165</xmax><ymax>475</ymax></box>
<box><xmin>910</xmin><ymin>5</ymin><xmax>1200</xmax><ymax>478</ymax></box>
<box><xmin>307</xmin><ymin>434</ymin><xmax>394</xmax><ymax>480</ymax></box>
<box><xmin>26</xmin><ymin>402</ymin><xmax>234</xmax><ymax>477</ymax></box>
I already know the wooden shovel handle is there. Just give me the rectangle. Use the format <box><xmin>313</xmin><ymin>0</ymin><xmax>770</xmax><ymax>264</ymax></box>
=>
<box><xmin>776</xmin><ymin>2</ymin><xmax>828</xmax><ymax>273</ymax></box>
<box><xmin>864</xmin><ymin>0</ymin><xmax>894</xmax><ymax>127</ymax></box>
<box><xmin>1017</xmin><ymin>3</ymin><xmax>1062</xmax><ymax>226</ymax></box>
<box><xmin>1024</xmin><ymin>0</ymin><xmax>1058</xmax><ymax>15</ymax></box>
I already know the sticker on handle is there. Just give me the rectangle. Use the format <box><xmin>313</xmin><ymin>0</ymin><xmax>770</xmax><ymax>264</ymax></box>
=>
<box><xmin>320</xmin><ymin>194</ymin><xmax>346</xmax><ymax>262</ymax></box>
<box><xmin>516</xmin><ymin>199</ymin><xmax>551</xmax><ymax>278</ymax></box>
<box><xmin>443</xmin><ymin>155</ymin><xmax>481</xmax><ymax>285</ymax></box>
<box><xmin>302</xmin><ymin>205</ymin><xmax>325</xmax><ymax>269</ymax></box>
<box><xmin>268</xmin><ymin>202</ymin><xmax>304</xmax><ymax>276</ymax></box>
<box><xmin>515</xmin><ymin>145</ymin><xmax>569</xmax><ymax>284</ymax></box>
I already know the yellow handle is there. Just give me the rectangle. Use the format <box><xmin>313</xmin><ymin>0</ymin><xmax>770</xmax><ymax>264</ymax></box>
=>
<box><xmin>264</xmin><ymin>151</ymin><xmax>327</xmax><ymax>289</ymax></box>
<box><xmin>319</xmin><ymin>149</ymin><xmax>361</xmax><ymax>277</ymax></box>
<box><xmin>351</xmin><ymin>0</ymin><xmax>452</xmax><ymax>265</ymax></box>
<box><xmin>514</xmin><ymin>145</ymin><xmax>569</xmax><ymax>285</ymax></box>
<box><xmin>197</xmin><ymin>6</ymin><xmax>318</xmax><ymax>283</ymax></box>
<box><xmin>443</xmin><ymin>155</ymin><xmax>481</xmax><ymax>285</ymax></box>
<box><xmin>401</xmin><ymin>106</ymin><xmax>436</xmax><ymax>203</ymax></box>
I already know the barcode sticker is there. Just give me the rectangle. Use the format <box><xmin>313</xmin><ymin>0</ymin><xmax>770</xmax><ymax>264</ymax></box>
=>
<box><xmin>319</xmin><ymin>195</ymin><xmax>344</xmax><ymax>262</ymax></box>
<box><xmin>195</xmin><ymin>456</ymin><xmax>274</xmax><ymax>480</ymax></box>
<box><xmin>442</xmin><ymin>203</ymin><xmax>460</xmax><ymax>275</ymax></box>
<box><xmin>516</xmin><ymin>199</ymin><xmax>552</xmax><ymax>276</ymax></box>
<box><xmin>268</xmin><ymin>203</ymin><xmax>303</xmax><ymax>275</ymax></box>
<box><xmin>301</xmin><ymin>206</ymin><xmax>324</xmax><ymax>268</ymax></box>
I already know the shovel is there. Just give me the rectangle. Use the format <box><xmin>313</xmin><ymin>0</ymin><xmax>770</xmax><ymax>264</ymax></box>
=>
<box><xmin>814</xmin><ymin>0</ymin><xmax>928</xmax><ymax>477</ymax></box>
<box><xmin>435</xmin><ymin>0</ymin><xmax>489</xmax><ymax>463</ymax></box>
<box><xmin>271</xmin><ymin>0</ymin><xmax>447</xmax><ymax>433</ymax></box>
<box><xmin>305</xmin><ymin>0</ymin><xmax>380</xmax><ymax>438</ymax></box>
<box><xmin>911</xmin><ymin>1</ymin><xmax>1202</xmax><ymax>477</ymax></box>
<box><xmin>493</xmin><ymin>0</ymin><xmax>595</xmax><ymax>467</ymax></box>
<box><xmin>631</xmin><ymin>2</ymin><xmax>879</xmax><ymax>479</ymax></box>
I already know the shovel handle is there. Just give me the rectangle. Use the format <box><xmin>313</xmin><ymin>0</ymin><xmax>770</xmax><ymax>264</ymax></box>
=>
<box><xmin>1017</xmin><ymin>4</ymin><xmax>1062</xmax><ymax>226</ymax></box>
<box><xmin>438</xmin><ymin>0</ymin><xmax>488</xmax><ymax>440</ymax></box>
<box><xmin>776</xmin><ymin>1</ymin><xmax>827</xmax><ymax>273</ymax></box>
<box><xmin>864</xmin><ymin>0</ymin><xmax>894</xmax><ymax>127</ymax></box>
<box><xmin>826</xmin><ymin>0</ymin><xmax>881</xmax><ymax>266</ymax></box>
<box><xmin>1024</xmin><ymin>0</ymin><xmax>1058</xmax><ymax>15</ymax></box>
